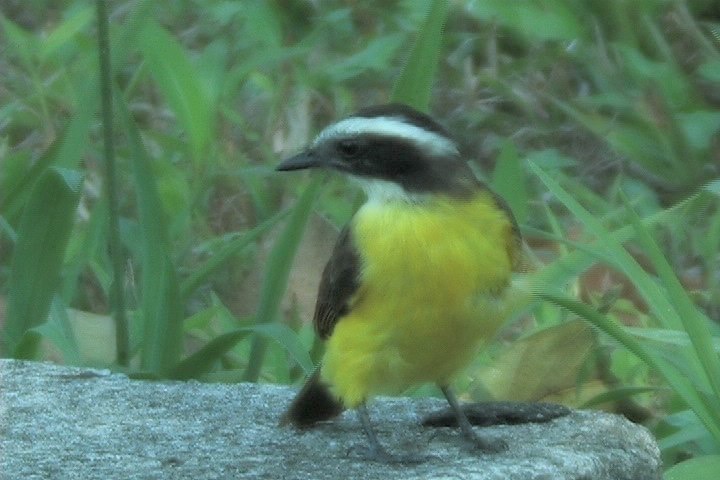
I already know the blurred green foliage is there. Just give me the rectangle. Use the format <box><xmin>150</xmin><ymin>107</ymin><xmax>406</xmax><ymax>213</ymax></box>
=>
<box><xmin>1</xmin><ymin>1</ymin><xmax>720</xmax><ymax>477</ymax></box>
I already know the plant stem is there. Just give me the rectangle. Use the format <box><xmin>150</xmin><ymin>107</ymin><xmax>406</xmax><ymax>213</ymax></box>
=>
<box><xmin>96</xmin><ymin>0</ymin><xmax>129</xmax><ymax>366</ymax></box>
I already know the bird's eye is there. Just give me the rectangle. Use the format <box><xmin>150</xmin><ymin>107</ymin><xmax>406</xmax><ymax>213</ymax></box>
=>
<box><xmin>337</xmin><ymin>140</ymin><xmax>361</xmax><ymax>158</ymax></box>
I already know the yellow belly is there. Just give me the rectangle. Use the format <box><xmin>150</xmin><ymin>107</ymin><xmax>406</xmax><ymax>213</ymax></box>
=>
<box><xmin>321</xmin><ymin>191</ymin><xmax>515</xmax><ymax>408</ymax></box>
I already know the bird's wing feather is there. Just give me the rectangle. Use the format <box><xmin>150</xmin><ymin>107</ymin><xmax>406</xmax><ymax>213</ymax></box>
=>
<box><xmin>313</xmin><ymin>226</ymin><xmax>361</xmax><ymax>339</ymax></box>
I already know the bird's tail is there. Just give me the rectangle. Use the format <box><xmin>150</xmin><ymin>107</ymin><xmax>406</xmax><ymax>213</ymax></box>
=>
<box><xmin>279</xmin><ymin>367</ymin><xmax>345</xmax><ymax>428</ymax></box>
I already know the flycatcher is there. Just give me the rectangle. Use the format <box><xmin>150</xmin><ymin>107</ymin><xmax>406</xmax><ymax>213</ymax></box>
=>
<box><xmin>277</xmin><ymin>103</ymin><xmax>521</xmax><ymax>462</ymax></box>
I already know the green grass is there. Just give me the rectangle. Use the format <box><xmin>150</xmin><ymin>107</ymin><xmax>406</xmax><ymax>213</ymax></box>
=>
<box><xmin>1</xmin><ymin>1</ymin><xmax>719</xmax><ymax>477</ymax></box>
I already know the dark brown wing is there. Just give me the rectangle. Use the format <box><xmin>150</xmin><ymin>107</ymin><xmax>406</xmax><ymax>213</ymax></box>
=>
<box><xmin>313</xmin><ymin>226</ymin><xmax>361</xmax><ymax>339</ymax></box>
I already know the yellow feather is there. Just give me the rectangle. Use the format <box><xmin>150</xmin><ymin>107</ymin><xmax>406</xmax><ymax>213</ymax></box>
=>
<box><xmin>321</xmin><ymin>190</ymin><xmax>515</xmax><ymax>408</ymax></box>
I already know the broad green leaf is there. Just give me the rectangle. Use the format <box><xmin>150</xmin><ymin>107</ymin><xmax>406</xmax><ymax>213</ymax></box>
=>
<box><xmin>253</xmin><ymin>322</ymin><xmax>315</xmax><ymax>375</ymax></box>
<box><xmin>665</xmin><ymin>455</ymin><xmax>720</xmax><ymax>480</ymax></box>
<box><xmin>698</xmin><ymin>61</ymin><xmax>720</xmax><ymax>83</ymax></box>
<box><xmin>195</xmin><ymin>40</ymin><xmax>229</xmax><ymax>109</ymax></box>
<box><xmin>239</xmin><ymin>0</ymin><xmax>283</xmax><ymax>50</ymax></box>
<box><xmin>40</xmin><ymin>6</ymin><xmax>94</xmax><ymax>61</ymax></box>
<box><xmin>524</xmin><ymin>149</ymin><xmax>577</xmax><ymax>170</ymax></box>
<box><xmin>491</xmin><ymin>140</ymin><xmax>528</xmax><ymax>225</ymax></box>
<box><xmin>138</xmin><ymin>21</ymin><xmax>214</xmax><ymax>165</ymax></box>
<box><xmin>614</xmin><ymin>44</ymin><xmax>691</xmax><ymax>108</ymax></box>
<box><xmin>0</xmin><ymin>15</ymin><xmax>37</xmax><ymax>68</ymax></box>
<box><xmin>468</xmin><ymin>0</ymin><xmax>585</xmax><ymax>42</ymax></box>
<box><xmin>111</xmin><ymin>0</ymin><xmax>154</xmax><ymax>69</ymax></box>
<box><xmin>705</xmin><ymin>179</ymin><xmax>720</xmax><ymax>196</ymax></box>
<box><xmin>62</xmin><ymin>198</ymin><xmax>109</xmax><ymax>303</ymax></box>
<box><xmin>183</xmin><ymin>305</ymin><xmax>223</xmax><ymax>331</ymax></box>
<box><xmin>678</xmin><ymin>111</ymin><xmax>720</xmax><ymax>150</ymax></box>
<box><xmin>12</xmin><ymin>331</ymin><xmax>43</xmax><ymax>359</ymax></box>
<box><xmin>0</xmin><ymin>108</ymin><xmax>93</xmax><ymax>221</ymax></box>
<box><xmin>329</xmin><ymin>34</ymin><xmax>404</xmax><ymax>82</ymax></box>
<box><xmin>659</xmin><ymin>412</ymin><xmax>715</xmax><ymax>452</ymax></box>
<box><xmin>31</xmin><ymin>296</ymin><xmax>82</xmax><ymax>365</ymax></box>
<box><xmin>3</xmin><ymin>167</ymin><xmax>84</xmax><ymax>357</ymax></box>
<box><xmin>392</xmin><ymin>0</ymin><xmax>450</xmax><ymax>111</ymax></box>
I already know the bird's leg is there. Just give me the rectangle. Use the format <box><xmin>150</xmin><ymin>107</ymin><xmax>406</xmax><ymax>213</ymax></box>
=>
<box><xmin>439</xmin><ymin>385</ymin><xmax>507</xmax><ymax>453</ymax></box>
<box><xmin>357</xmin><ymin>405</ymin><xmax>393</xmax><ymax>461</ymax></box>
<box><xmin>355</xmin><ymin>404</ymin><xmax>426</xmax><ymax>464</ymax></box>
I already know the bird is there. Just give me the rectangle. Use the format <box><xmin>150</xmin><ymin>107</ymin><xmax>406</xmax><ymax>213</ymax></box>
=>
<box><xmin>276</xmin><ymin>103</ymin><xmax>521</xmax><ymax>462</ymax></box>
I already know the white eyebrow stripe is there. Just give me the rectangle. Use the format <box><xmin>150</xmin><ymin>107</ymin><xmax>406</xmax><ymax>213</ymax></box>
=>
<box><xmin>313</xmin><ymin>116</ymin><xmax>458</xmax><ymax>157</ymax></box>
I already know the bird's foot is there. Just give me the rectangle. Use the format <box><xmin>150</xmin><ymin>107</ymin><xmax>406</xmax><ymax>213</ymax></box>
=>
<box><xmin>460</xmin><ymin>431</ymin><xmax>508</xmax><ymax>454</ymax></box>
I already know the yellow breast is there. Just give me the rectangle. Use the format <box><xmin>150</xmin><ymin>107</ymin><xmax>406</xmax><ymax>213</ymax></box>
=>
<box><xmin>321</xmin><ymin>191</ymin><xmax>515</xmax><ymax>408</ymax></box>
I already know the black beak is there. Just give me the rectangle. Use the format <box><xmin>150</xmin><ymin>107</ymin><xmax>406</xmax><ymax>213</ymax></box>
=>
<box><xmin>276</xmin><ymin>150</ymin><xmax>322</xmax><ymax>171</ymax></box>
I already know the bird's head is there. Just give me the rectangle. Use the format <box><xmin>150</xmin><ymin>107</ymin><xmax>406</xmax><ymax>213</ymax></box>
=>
<box><xmin>276</xmin><ymin>104</ymin><xmax>475</xmax><ymax>202</ymax></box>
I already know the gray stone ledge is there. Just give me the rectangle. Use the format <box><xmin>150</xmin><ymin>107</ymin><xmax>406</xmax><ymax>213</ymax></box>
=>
<box><xmin>0</xmin><ymin>359</ymin><xmax>661</xmax><ymax>479</ymax></box>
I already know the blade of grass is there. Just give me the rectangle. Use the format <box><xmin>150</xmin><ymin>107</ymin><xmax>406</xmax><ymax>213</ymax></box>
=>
<box><xmin>97</xmin><ymin>0</ymin><xmax>129</xmax><ymax>367</ymax></box>
<box><xmin>179</xmin><ymin>209</ymin><xmax>289</xmax><ymax>300</ymax></box>
<box><xmin>547</xmin><ymin>97</ymin><xmax>678</xmax><ymax>183</ymax></box>
<box><xmin>529</xmin><ymin>161</ymin><xmax>683</xmax><ymax>330</ymax></box>
<box><xmin>580</xmin><ymin>386</ymin><xmax>662</xmax><ymax>409</ymax></box>
<box><xmin>3</xmin><ymin>167</ymin><xmax>83</xmax><ymax>357</ymax></box>
<box><xmin>542</xmin><ymin>293</ymin><xmax>720</xmax><ymax>443</ymax></box>
<box><xmin>243</xmin><ymin>175</ymin><xmax>323</xmax><ymax>381</ymax></box>
<box><xmin>531</xmin><ymin>160</ymin><xmax>720</xmax><ymax>440</ymax></box>
<box><xmin>512</xmin><ymin>188</ymin><xmax>703</xmax><ymax>331</ymax></box>
<box><xmin>171</xmin><ymin>322</ymin><xmax>313</xmax><ymax>380</ymax></box>
<box><xmin>524</xmin><ymin>185</ymin><xmax>702</xmax><ymax>292</ymax></box>
<box><xmin>530</xmin><ymin>162</ymin><xmax>718</xmax><ymax>401</ymax></box>
<box><xmin>626</xmin><ymin>327</ymin><xmax>720</xmax><ymax>351</ymax></box>
<box><xmin>116</xmin><ymin>92</ymin><xmax>182</xmax><ymax>375</ymax></box>
<box><xmin>391</xmin><ymin>0</ymin><xmax>450</xmax><ymax>111</ymax></box>
<box><xmin>621</xmin><ymin>191</ymin><xmax>720</xmax><ymax>402</ymax></box>
<box><xmin>171</xmin><ymin>329</ymin><xmax>251</xmax><ymax>380</ymax></box>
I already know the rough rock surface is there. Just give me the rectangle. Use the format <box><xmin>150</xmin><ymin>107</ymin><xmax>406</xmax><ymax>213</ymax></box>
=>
<box><xmin>0</xmin><ymin>359</ymin><xmax>661</xmax><ymax>479</ymax></box>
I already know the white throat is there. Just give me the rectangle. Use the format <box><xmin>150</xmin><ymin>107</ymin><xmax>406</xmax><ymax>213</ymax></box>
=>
<box><xmin>353</xmin><ymin>178</ymin><xmax>427</xmax><ymax>204</ymax></box>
